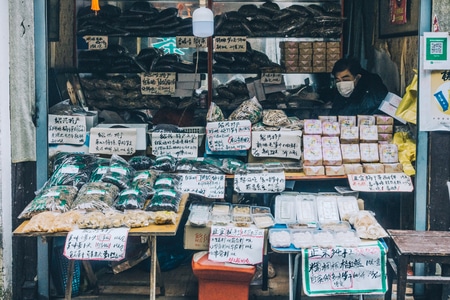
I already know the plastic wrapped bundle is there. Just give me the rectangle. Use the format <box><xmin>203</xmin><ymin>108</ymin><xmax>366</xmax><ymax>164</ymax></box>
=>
<box><xmin>72</xmin><ymin>182</ymin><xmax>120</xmax><ymax>211</ymax></box>
<box><xmin>101</xmin><ymin>154</ymin><xmax>135</xmax><ymax>190</ymax></box>
<box><xmin>144</xmin><ymin>189</ymin><xmax>182</xmax><ymax>212</ymax></box>
<box><xmin>18</xmin><ymin>185</ymin><xmax>78</xmax><ymax>219</ymax></box>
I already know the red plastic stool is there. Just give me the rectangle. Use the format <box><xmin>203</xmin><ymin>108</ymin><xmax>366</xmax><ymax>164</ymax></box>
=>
<box><xmin>192</xmin><ymin>251</ymin><xmax>256</xmax><ymax>300</ymax></box>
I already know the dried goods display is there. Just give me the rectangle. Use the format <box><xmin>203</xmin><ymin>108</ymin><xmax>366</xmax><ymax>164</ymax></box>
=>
<box><xmin>114</xmin><ymin>188</ymin><xmax>148</xmax><ymax>210</ymax></box>
<box><xmin>123</xmin><ymin>210</ymin><xmax>154</xmax><ymax>228</ymax></box>
<box><xmin>22</xmin><ymin>211</ymin><xmax>61</xmax><ymax>233</ymax></box>
<box><xmin>18</xmin><ymin>185</ymin><xmax>78</xmax><ymax>219</ymax></box>
<box><xmin>144</xmin><ymin>188</ymin><xmax>183</xmax><ymax>212</ymax></box>
<box><xmin>72</xmin><ymin>182</ymin><xmax>120</xmax><ymax>211</ymax></box>
<box><xmin>45</xmin><ymin>153</ymin><xmax>98</xmax><ymax>190</ymax></box>
<box><xmin>101</xmin><ymin>154</ymin><xmax>136</xmax><ymax>190</ymax></box>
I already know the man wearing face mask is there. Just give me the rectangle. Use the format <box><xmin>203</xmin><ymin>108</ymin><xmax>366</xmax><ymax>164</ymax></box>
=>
<box><xmin>328</xmin><ymin>57</ymin><xmax>388</xmax><ymax>116</ymax></box>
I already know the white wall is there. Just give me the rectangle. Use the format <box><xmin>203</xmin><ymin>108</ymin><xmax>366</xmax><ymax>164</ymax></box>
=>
<box><xmin>1</xmin><ymin>0</ymin><xmax>11</xmax><ymax>297</ymax></box>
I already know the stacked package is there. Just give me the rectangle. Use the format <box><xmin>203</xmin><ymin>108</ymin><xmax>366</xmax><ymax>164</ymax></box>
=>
<box><xmin>302</xmin><ymin>115</ymin><xmax>401</xmax><ymax>176</ymax></box>
<box><xmin>280</xmin><ymin>41</ymin><xmax>341</xmax><ymax>73</ymax></box>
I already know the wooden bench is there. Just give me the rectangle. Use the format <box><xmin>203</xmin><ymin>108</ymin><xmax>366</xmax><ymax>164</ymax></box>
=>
<box><xmin>385</xmin><ymin>230</ymin><xmax>450</xmax><ymax>300</ymax></box>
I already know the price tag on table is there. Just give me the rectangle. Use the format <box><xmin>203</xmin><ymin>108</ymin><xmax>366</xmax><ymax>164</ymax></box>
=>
<box><xmin>83</xmin><ymin>35</ymin><xmax>108</xmax><ymax>50</ymax></box>
<box><xmin>48</xmin><ymin>114</ymin><xmax>86</xmax><ymax>145</ymax></box>
<box><xmin>208</xmin><ymin>226</ymin><xmax>265</xmax><ymax>264</ymax></box>
<box><xmin>141</xmin><ymin>72</ymin><xmax>176</xmax><ymax>95</ymax></box>
<box><xmin>179</xmin><ymin>173</ymin><xmax>226</xmax><ymax>198</ymax></box>
<box><xmin>213</xmin><ymin>36</ymin><xmax>247</xmax><ymax>52</ymax></box>
<box><xmin>234</xmin><ymin>172</ymin><xmax>285</xmax><ymax>193</ymax></box>
<box><xmin>206</xmin><ymin>120</ymin><xmax>251</xmax><ymax>151</ymax></box>
<box><xmin>177</xmin><ymin>36</ymin><xmax>207</xmax><ymax>48</ymax></box>
<box><xmin>347</xmin><ymin>173</ymin><xmax>414</xmax><ymax>192</ymax></box>
<box><xmin>64</xmin><ymin>228</ymin><xmax>129</xmax><ymax>261</ymax></box>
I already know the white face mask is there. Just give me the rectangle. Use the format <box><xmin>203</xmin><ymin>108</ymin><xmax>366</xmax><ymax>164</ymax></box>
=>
<box><xmin>336</xmin><ymin>81</ymin><xmax>355</xmax><ymax>98</ymax></box>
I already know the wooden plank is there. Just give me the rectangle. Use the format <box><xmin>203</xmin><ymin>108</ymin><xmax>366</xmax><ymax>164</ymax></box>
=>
<box><xmin>99</xmin><ymin>285</ymin><xmax>161</xmax><ymax>295</ymax></box>
<box><xmin>406</xmin><ymin>275</ymin><xmax>450</xmax><ymax>284</ymax></box>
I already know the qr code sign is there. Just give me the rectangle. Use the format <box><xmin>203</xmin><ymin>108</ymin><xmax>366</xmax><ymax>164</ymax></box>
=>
<box><xmin>431</xmin><ymin>41</ymin><xmax>443</xmax><ymax>55</ymax></box>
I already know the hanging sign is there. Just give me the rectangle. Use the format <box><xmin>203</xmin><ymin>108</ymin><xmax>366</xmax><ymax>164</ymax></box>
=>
<box><xmin>302</xmin><ymin>241</ymin><xmax>387</xmax><ymax>296</ymax></box>
<box><xmin>89</xmin><ymin>127</ymin><xmax>137</xmax><ymax>155</ymax></box>
<box><xmin>206</xmin><ymin>120</ymin><xmax>251</xmax><ymax>151</ymax></box>
<box><xmin>64</xmin><ymin>228</ymin><xmax>129</xmax><ymax>261</ymax></box>
<box><xmin>214</xmin><ymin>36</ymin><xmax>247</xmax><ymax>52</ymax></box>
<box><xmin>48</xmin><ymin>114</ymin><xmax>86</xmax><ymax>145</ymax></box>
<box><xmin>83</xmin><ymin>35</ymin><xmax>108</xmax><ymax>50</ymax></box>
<box><xmin>208</xmin><ymin>225</ymin><xmax>265</xmax><ymax>265</ymax></box>
<box><xmin>234</xmin><ymin>172</ymin><xmax>285</xmax><ymax>193</ymax></box>
<box><xmin>251</xmin><ymin>131</ymin><xmax>302</xmax><ymax>159</ymax></box>
<box><xmin>179</xmin><ymin>173</ymin><xmax>226</xmax><ymax>198</ymax></box>
<box><xmin>151</xmin><ymin>132</ymin><xmax>198</xmax><ymax>158</ymax></box>
<box><xmin>347</xmin><ymin>173</ymin><xmax>413</xmax><ymax>192</ymax></box>
<box><xmin>423</xmin><ymin>32</ymin><xmax>450</xmax><ymax>70</ymax></box>
<box><xmin>141</xmin><ymin>72</ymin><xmax>176</xmax><ymax>95</ymax></box>
<box><xmin>176</xmin><ymin>36</ymin><xmax>207</xmax><ymax>48</ymax></box>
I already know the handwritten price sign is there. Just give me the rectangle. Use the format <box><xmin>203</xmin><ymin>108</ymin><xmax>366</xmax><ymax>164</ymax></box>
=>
<box><xmin>347</xmin><ymin>173</ymin><xmax>413</xmax><ymax>192</ymax></box>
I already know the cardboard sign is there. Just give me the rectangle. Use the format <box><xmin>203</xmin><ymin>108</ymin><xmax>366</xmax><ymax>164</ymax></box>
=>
<box><xmin>302</xmin><ymin>241</ymin><xmax>387</xmax><ymax>296</ymax></box>
<box><xmin>234</xmin><ymin>172</ymin><xmax>285</xmax><ymax>193</ymax></box>
<box><xmin>83</xmin><ymin>35</ymin><xmax>108</xmax><ymax>50</ymax></box>
<box><xmin>64</xmin><ymin>228</ymin><xmax>128</xmax><ymax>261</ymax></box>
<box><xmin>206</xmin><ymin>120</ymin><xmax>251</xmax><ymax>151</ymax></box>
<box><xmin>151</xmin><ymin>132</ymin><xmax>198</xmax><ymax>158</ymax></box>
<box><xmin>214</xmin><ymin>36</ymin><xmax>246</xmax><ymax>52</ymax></box>
<box><xmin>348</xmin><ymin>173</ymin><xmax>413</xmax><ymax>192</ymax></box>
<box><xmin>251</xmin><ymin>131</ymin><xmax>302</xmax><ymax>159</ymax></box>
<box><xmin>261</xmin><ymin>72</ymin><xmax>282</xmax><ymax>84</ymax></box>
<box><xmin>89</xmin><ymin>127</ymin><xmax>137</xmax><ymax>155</ymax></box>
<box><xmin>176</xmin><ymin>36</ymin><xmax>207</xmax><ymax>48</ymax></box>
<box><xmin>180</xmin><ymin>173</ymin><xmax>226</xmax><ymax>199</ymax></box>
<box><xmin>141</xmin><ymin>72</ymin><xmax>176</xmax><ymax>95</ymax></box>
<box><xmin>208</xmin><ymin>225</ymin><xmax>265</xmax><ymax>265</ymax></box>
<box><xmin>48</xmin><ymin>114</ymin><xmax>86</xmax><ymax>145</ymax></box>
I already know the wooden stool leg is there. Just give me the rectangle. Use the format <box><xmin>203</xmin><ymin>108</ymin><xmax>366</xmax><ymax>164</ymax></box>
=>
<box><xmin>396</xmin><ymin>255</ymin><xmax>409</xmax><ymax>300</ymax></box>
<box><xmin>65</xmin><ymin>260</ymin><xmax>75</xmax><ymax>300</ymax></box>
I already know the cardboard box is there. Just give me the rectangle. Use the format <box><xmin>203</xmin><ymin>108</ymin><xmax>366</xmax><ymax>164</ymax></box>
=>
<box><xmin>298</xmin><ymin>42</ymin><xmax>313</xmax><ymax>49</ymax></box>
<box><xmin>184</xmin><ymin>221</ymin><xmax>211</xmax><ymax>250</ymax></box>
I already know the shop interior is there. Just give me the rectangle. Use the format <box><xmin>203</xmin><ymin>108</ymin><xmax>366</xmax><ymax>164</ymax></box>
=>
<box><xmin>12</xmin><ymin>0</ymin><xmax>437</xmax><ymax>300</ymax></box>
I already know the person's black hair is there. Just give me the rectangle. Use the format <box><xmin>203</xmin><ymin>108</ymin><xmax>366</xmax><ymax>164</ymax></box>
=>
<box><xmin>331</xmin><ymin>57</ymin><xmax>362</xmax><ymax>77</ymax></box>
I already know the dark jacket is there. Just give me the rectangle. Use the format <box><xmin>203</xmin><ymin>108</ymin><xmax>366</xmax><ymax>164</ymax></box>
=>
<box><xmin>329</xmin><ymin>70</ymin><xmax>388</xmax><ymax>116</ymax></box>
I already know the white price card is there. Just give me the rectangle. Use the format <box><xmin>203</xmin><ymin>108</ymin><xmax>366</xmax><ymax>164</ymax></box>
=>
<box><xmin>89</xmin><ymin>127</ymin><xmax>137</xmax><ymax>156</ymax></box>
<box><xmin>83</xmin><ymin>35</ymin><xmax>108</xmax><ymax>50</ymax></box>
<box><xmin>48</xmin><ymin>114</ymin><xmax>86</xmax><ymax>145</ymax></box>
<box><xmin>151</xmin><ymin>132</ymin><xmax>198</xmax><ymax>158</ymax></box>
<box><xmin>214</xmin><ymin>36</ymin><xmax>247</xmax><ymax>52</ymax></box>
<box><xmin>141</xmin><ymin>72</ymin><xmax>176</xmax><ymax>95</ymax></box>
<box><xmin>208</xmin><ymin>226</ymin><xmax>265</xmax><ymax>265</ymax></box>
<box><xmin>348</xmin><ymin>173</ymin><xmax>414</xmax><ymax>192</ymax></box>
<box><xmin>206</xmin><ymin>120</ymin><xmax>251</xmax><ymax>151</ymax></box>
<box><xmin>64</xmin><ymin>228</ymin><xmax>129</xmax><ymax>261</ymax></box>
<box><xmin>234</xmin><ymin>172</ymin><xmax>285</xmax><ymax>193</ymax></box>
<box><xmin>179</xmin><ymin>173</ymin><xmax>226</xmax><ymax>199</ymax></box>
<box><xmin>177</xmin><ymin>36</ymin><xmax>207</xmax><ymax>48</ymax></box>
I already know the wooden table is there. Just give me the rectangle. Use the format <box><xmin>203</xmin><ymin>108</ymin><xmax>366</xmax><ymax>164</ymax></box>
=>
<box><xmin>385</xmin><ymin>229</ymin><xmax>450</xmax><ymax>300</ymax></box>
<box><xmin>13</xmin><ymin>194</ymin><xmax>188</xmax><ymax>300</ymax></box>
